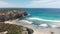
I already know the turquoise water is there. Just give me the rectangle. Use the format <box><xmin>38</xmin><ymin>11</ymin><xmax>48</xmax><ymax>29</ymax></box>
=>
<box><xmin>1</xmin><ymin>8</ymin><xmax>60</xmax><ymax>27</ymax></box>
<box><xmin>20</xmin><ymin>8</ymin><xmax>60</xmax><ymax>26</ymax></box>
<box><xmin>19</xmin><ymin>8</ymin><xmax>60</xmax><ymax>20</ymax></box>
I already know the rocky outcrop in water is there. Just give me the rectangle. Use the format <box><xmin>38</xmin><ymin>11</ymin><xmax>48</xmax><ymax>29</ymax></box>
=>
<box><xmin>0</xmin><ymin>10</ymin><xmax>28</xmax><ymax>22</ymax></box>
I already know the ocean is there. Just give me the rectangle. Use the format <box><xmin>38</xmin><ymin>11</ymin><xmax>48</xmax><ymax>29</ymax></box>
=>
<box><xmin>1</xmin><ymin>8</ymin><xmax>60</xmax><ymax>34</ymax></box>
<box><xmin>20</xmin><ymin>8</ymin><xmax>60</xmax><ymax>27</ymax></box>
<box><xmin>1</xmin><ymin>8</ymin><xmax>60</xmax><ymax>28</ymax></box>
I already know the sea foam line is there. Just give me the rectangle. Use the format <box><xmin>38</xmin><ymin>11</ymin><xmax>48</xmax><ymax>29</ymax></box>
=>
<box><xmin>28</xmin><ymin>17</ymin><xmax>60</xmax><ymax>22</ymax></box>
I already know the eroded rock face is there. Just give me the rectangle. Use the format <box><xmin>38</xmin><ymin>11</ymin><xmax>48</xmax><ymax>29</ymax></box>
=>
<box><xmin>0</xmin><ymin>10</ymin><xmax>28</xmax><ymax>22</ymax></box>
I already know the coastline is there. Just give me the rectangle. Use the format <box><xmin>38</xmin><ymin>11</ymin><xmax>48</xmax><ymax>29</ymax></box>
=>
<box><xmin>3</xmin><ymin>18</ymin><xmax>60</xmax><ymax>34</ymax></box>
<box><xmin>1</xmin><ymin>8</ymin><xmax>60</xmax><ymax>34</ymax></box>
<box><xmin>15</xmin><ymin>19</ymin><xmax>60</xmax><ymax>34</ymax></box>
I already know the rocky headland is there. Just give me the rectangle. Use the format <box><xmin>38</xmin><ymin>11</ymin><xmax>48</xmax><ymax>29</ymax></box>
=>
<box><xmin>0</xmin><ymin>10</ymin><xmax>33</xmax><ymax>34</ymax></box>
<box><xmin>0</xmin><ymin>10</ymin><xmax>28</xmax><ymax>22</ymax></box>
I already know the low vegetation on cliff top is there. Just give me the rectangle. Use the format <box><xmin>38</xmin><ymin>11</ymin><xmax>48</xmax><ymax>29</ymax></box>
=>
<box><xmin>0</xmin><ymin>23</ymin><xmax>33</xmax><ymax>34</ymax></box>
<box><xmin>0</xmin><ymin>10</ymin><xmax>33</xmax><ymax>34</ymax></box>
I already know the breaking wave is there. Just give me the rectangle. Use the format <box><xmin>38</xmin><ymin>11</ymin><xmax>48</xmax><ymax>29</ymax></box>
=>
<box><xmin>27</xmin><ymin>17</ymin><xmax>60</xmax><ymax>28</ymax></box>
<box><xmin>28</xmin><ymin>17</ymin><xmax>60</xmax><ymax>23</ymax></box>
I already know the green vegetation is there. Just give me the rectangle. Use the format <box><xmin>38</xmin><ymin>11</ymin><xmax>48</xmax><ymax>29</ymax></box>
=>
<box><xmin>0</xmin><ymin>23</ymin><xmax>33</xmax><ymax>34</ymax></box>
<box><xmin>0</xmin><ymin>10</ymin><xmax>33</xmax><ymax>34</ymax></box>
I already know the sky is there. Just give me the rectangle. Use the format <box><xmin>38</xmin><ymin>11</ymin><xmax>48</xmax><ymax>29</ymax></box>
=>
<box><xmin>0</xmin><ymin>0</ymin><xmax>60</xmax><ymax>8</ymax></box>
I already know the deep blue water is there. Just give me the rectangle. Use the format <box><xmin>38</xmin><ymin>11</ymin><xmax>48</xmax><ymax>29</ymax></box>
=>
<box><xmin>1</xmin><ymin>8</ymin><xmax>60</xmax><ymax>26</ymax></box>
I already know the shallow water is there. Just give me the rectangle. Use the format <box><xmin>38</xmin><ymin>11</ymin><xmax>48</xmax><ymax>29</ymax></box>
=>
<box><xmin>1</xmin><ymin>8</ymin><xmax>60</xmax><ymax>27</ymax></box>
<box><xmin>7</xmin><ymin>8</ymin><xmax>60</xmax><ymax>34</ymax></box>
<box><xmin>18</xmin><ymin>8</ymin><xmax>60</xmax><ymax>28</ymax></box>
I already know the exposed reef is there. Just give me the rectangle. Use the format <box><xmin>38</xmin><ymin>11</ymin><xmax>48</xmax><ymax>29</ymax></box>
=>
<box><xmin>0</xmin><ymin>10</ymin><xmax>28</xmax><ymax>22</ymax></box>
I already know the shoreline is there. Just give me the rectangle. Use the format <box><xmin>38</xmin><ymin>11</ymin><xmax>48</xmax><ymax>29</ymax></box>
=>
<box><xmin>4</xmin><ymin>19</ymin><xmax>60</xmax><ymax>34</ymax></box>
<box><xmin>16</xmin><ymin>20</ymin><xmax>60</xmax><ymax>34</ymax></box>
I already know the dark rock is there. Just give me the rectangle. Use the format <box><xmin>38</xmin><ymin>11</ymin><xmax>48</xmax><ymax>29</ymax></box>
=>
<box><xmin>0</xmin><ymin>10</ymin><xmax>28</xmax><ymax>22</ymax></box>
<box><xmin>23</xmin><ymin>12</ymin><xmax>28</xmax><ymax>16</ymax></box>
<box><xmin>27</xmin><ymin>28</ymin><xmax>34</xmax><ymax>34</ymax></box>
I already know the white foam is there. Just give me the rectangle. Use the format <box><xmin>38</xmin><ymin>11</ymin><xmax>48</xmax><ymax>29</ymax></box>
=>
<box><xmin>51</xmin><ymin>24</ymin><xmax>60</xmax><ymax>28</ymax></box>
<box><xmin>19</xmin><ymin>20</ymin><xmax>33</xmax><ymax>24</ymax></box>
<box><xmin>28</xmin><ymin>17</ymin><xmax>60</xmax><ymax>22</ymax></box>
<box><xmin>39</xmin><ymin>24</ymin><xmax>48</xmax><ymax>27</ymax></box>
<box><xmin>51</xmin><ymin>25</ymin><xmax>57</xmax><ymax>28</ymax></box>
<box><xmin>28</xmin><ymin>13</ymin><xmax>30</xmax><ymax>16</ymax></box>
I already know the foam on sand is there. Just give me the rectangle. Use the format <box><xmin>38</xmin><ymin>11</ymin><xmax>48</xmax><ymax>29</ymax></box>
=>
<box><xmin>39</xmin><ymin>24</ymin><xmax>48</xmax><ymax>27</ymax></box>
<box><xmin>51</xmin><ymin>25</ymin><xmax>57</xmax><ymax>28</ymax></box>
<box><xmin>51</xmin><ymin>24</ymin><xmax>60</xmax><ymax>28</ymax></box>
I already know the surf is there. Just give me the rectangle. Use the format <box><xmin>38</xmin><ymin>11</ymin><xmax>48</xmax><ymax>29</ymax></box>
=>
<box><xmin>28</xmin><ymin>17</ymin><xmax>60</xmax><ymax>23</ymax></box>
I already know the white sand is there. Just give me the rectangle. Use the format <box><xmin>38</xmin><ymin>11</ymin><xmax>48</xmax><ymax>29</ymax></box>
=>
<box><xmin>33</xmin><ymin>30</ymin><xmax>45</xmax><ymax>34</ymax></box>
<box><xmin>4</xmin><ymin>19</ymin><xmax>18</xmax><ymax>24</ymax></box>
<box><xmin>33</xmin><ymin>31</ymin><xmax>50</xmax><ymax>34</ymax></box>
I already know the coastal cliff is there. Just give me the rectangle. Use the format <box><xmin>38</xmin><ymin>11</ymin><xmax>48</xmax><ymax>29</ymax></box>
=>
<box><xmin>0</xmin><ymin>10</ymin><xmax>34</xmax><ymax>34</ymax></box>
<box><xmin>0</xmin><ymin>10</ymin><xmax>28</xmax><ymax>22</ymax></box>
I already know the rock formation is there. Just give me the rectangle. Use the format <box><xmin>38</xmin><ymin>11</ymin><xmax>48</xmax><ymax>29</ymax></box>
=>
<box><xmin>0</xmin><ymin>9</ymin><xmax>34</xmax><ymax>34</ymax></box>
<box><xmin>0</xmin><ymin>10</ymin><xmax>28</xmax><ymax>22</ymax></box>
